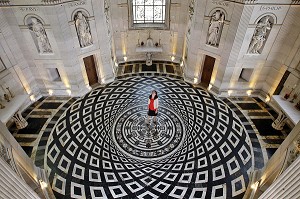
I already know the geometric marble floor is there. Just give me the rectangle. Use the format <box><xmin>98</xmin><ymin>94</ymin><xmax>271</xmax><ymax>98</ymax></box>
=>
<box><xmin>45</xmin><ymin>76</ymin><xmax>254</xmax><ymax>199</ymax></box>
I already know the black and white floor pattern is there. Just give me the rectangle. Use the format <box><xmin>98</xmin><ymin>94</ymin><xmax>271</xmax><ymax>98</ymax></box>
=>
<box><xmin>45</xmin><ymin>76</ymin><xmax>254</xmax><ymax>199</ymax></box>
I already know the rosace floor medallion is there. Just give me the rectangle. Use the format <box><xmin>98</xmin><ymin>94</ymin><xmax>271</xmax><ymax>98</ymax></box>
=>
<box><xmin>112</xmin><ymin>105</ymin><xmax>185</xmax><ymax>160</ymax></box>
<box><xmin>45</xmin><ymin>76</ymin><xmax>254</xmax><ymax>199</ymax></box>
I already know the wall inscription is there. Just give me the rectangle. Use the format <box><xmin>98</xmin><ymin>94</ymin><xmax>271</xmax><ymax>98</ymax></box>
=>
<box><xmin>19</xmin><ymin>7</ymin><xmax>39</xmax><ymax>12</ymax></box>
<box><xmin>69</xmin><ymin>1</ymin><xmax>86</xmax><ymax>7</ymax></box>
<box><xmin>260</xmin><ymin>6</ymin><xmax>282</xmax><ymax>11</ymax></box>
<box><xmin>212</xmin><ymin>1</ymin><xmax>229</xmax><ymax>7</ymax></box>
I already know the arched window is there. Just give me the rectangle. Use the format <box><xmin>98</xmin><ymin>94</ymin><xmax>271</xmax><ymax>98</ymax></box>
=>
<box><xmin>130</xmin><ymin>0</ymin><xmax>170</xmax><ymax>29</ymax></box>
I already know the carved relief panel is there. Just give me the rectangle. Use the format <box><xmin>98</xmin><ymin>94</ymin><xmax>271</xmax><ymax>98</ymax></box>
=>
<box><xmin>74</xmin><ymin>11</ymin><xmax>93</xmax><ymax>48</ymax></box>
<box><xmin>27</xmin><ymin>17</ymin><xmax>53</xmax><ymax>54</ymax></box>
<box><xmin>248</xmin><ymin>15</ymin><xmax>273</xmax><ymax>54</ymax></box>
<box><xmin>206</xmin><ymin>10</ymin><xmax>225</xmax><ymax>47</ymax></box>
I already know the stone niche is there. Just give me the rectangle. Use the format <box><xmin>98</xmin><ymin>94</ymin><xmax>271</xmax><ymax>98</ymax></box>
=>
<box><xmin>247</xmin><ymin>15</ymin><xmax>274</xmax><ymax>54</ymax></box>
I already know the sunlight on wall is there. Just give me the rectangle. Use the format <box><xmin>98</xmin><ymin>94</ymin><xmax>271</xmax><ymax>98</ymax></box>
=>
<box><xmin>171</xmin><ymin>32</ymin><xmax>178</xmax><ymax>56</ymax></box>
<box><xmin>269</xmin><ymin>66</ymin><xmax>287</xmax><ymax>96</ymax></box>
<box><xmin>121</xmin><ymin>31</ymin><xmax>127</xmax><ymax>57</ymax></box>
<box><xmin>14</xmin><ymin>66</ymin><xmax>32</xmax><ymax>94</ymax></box>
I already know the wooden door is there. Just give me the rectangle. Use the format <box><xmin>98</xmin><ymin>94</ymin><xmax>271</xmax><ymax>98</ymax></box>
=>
<box><xmin>273</xmin><ymin>70</ymin><xmax>290</xmax><ymax>95</ymax></box>
<box><xmin>83</xmin><ymin>55</ymin><xmax>98</xmax><ymax>86</ymax></box>
<box><xmin>201</xmin><ymin>55</ymin><xmax>216</xmax><ymax>88</ymax></box>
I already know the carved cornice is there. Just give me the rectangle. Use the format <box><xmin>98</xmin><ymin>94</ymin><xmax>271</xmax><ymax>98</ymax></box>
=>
<box><xmin>0</xmin><ymin>0</ymin><xmax>299</xmax><ymax>7</ymax></box>
<box><xmin>42</xmin><ymin>0</ymin><xmax>63</xmax><ymax>5</ymax></box>
<box><xmin>0</xmin><ymin>0</ymin><xmax>10</xmax><ymax>6</ymax></box>
<box><xmin>233</xmin><ymin>0</ymin><xmax>258</xmax><ymax>4</ymax></box>
<box><xmin>291</xmin><ymin>0</ymin><xmax>300</xmax><ymax>4</ymax></box>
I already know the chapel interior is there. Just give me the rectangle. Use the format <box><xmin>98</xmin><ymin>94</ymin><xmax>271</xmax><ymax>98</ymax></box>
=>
<box><xmin>0</xmin><ymin>0</ymin><xmax>300</xmax><ymax>199</ymax></box>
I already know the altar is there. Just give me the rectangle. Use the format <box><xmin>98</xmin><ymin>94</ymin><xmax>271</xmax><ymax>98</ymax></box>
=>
<box><xmin>271</xmin><ymin>95</ymin><xmax>300</xmax><ymax>130</ymax></box>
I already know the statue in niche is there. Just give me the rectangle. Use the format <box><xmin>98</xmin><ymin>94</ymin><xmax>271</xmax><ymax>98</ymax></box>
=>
<box><xmin>29</xmin><ymin>17</ymin><xmax>52</xmax><ymax>53</ymax></box>
<box><xmin>248</xmin><ymin>16</ymin><xmax>272</xmax><ymax>54</ymax></box>
<box><xmin>207</xmin><ymin>10</ymin><xmax>225</xmax><ymax>46</ymax></box>
<box><xmin>187</xmin><ymin>0</ymin><xmax>195</xmax><ymax>36</ymax></box>
<box><xmin>104</xmin><ymin>0</ymin><xmax>110</xmax><ymax>36</ymax></box>
<box><xmin>75</xmin><ymin>11</ymin><xmax>93</xmax><ymax>48</ymax></box>
<box><xmin>146</xmin><ymin>52</ymin><xmax>152</xmax><ymax>66</ymax></box>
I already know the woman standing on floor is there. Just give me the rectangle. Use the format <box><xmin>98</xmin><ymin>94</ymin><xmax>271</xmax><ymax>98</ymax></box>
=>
<box><xmin>146</xmin><ymin>90</ymin><xmax>159</xmax><ymax>125</ymax></box>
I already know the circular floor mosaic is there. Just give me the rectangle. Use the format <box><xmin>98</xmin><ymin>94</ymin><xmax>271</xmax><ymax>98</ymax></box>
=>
<box><xmin>45</xmin><ymin>76</ymin><xmax>254</xmax><ymax>199</ymax></box>
<box><xmin>112</xmin><ymin>105</ymin><xmax>185</xmax><ymax>160</ymax></box>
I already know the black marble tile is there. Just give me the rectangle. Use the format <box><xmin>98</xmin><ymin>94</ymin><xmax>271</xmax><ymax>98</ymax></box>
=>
<box><xmin>266</xmin><ymin>148</ymin><xmax>278</xmax><ymax>159</ymax></box>
<box><xmin>30</xmin><ymin>111</ymin><xmax>52</xmax><ymax>115</ymax></box>
<box><xmin>237</xmin><ymin>103</ymin><xmax>262</xmax><ymax>110</ymax></box>
<box><xmin>46</xmin><ymin>96</ymin><xmax>69</xmax><ymax>100</ymax></box>
<box><xmin>15</xmin><ymin>137</ymin><xmax>37</xmax><ymax>143</ymax></box>
<box><xmin>251</xmin><ymin>141</ymin><xmax>261</xmax><ymax>148</ymax></box>
<box><xmin>39</xmin><ymin>102</ymin><xmax>62</xmax><ymax>109</ymax></box>
<box><xmin>239</xmin><ymin>117</ymin><xmax>248</xmax><ymax>122</ymax></box>
<box><xmin>262</xmin><ymin>139</ymin><xmax>284</xmax><ymax>144</ymax></box>
<box><xmin>17</xmin><ymin>118</ymin><xmax>48</xmax><ymax>134</ymax></box>
<box><xmin>134</xmin><ymin>64</ymin><xmax>140</xmax><ymax>72</ymax></box>
<box><xmin>253</xmin><ymin>97</ymin><xmax>263</xmax><ymax>102</ymax></box>
<box><xmin>39</xmin><ymin>139</ymin><xmax>48</xmax><ymax>146</ymax></box>
<box><xmin>159</xmin><ymin>64</ymin><xmax>163</xmax><ymax>72</ymax></box>
<box><xmin>36</xmin><ymin>149</ymin><xmax>45</xmax><ymax>157</ymax></box>
<box><xmin>21</xmin><ymin>146</ymin><xmax>33</xmax><ymax>157</ymax></box>
<box><xmin>248</xmin><ymin>112</ymin><xmax>270</xmax><ymax>116</ymax></box>
<box><xmin>141</xmin><ymin>64</ymin><xmax>157</xmax><ymax>72</ymax></box>
<box><xmin>124</xmin><ymin>65</ymin><xmax>133</xmax><ymax>74</ymax></box>
<box><xmin>35</xmin><ymin>159</ymin><xmax>44</xmax><ymax>168</ymax></box>
<box><xmin>165</xmin><ymin>65</ymin><xmax>175</xmax><ymax>73</ymax></box>
<box><xmin>268</xmin><ymin>110</ymin><xmax>278</xmax><ymax>118</ymax></box>
<box><xmin>47</xmin><ymin>123</ymin><xmax>55</xmax><ymax>129</ymax></box>
<box><xmin>244</xmin><ymin>125</ymin><xmax>253</xmax><ymax>130</ymax></box>
<box><xmin>252</xmin><ymin>119</ymin><xmax>283</xmax><ymax>136</ymax></box>
<box><xmin>42</xmin><ymin>131</ymin><xmax>51</xmax><ymax>137</ymax></box>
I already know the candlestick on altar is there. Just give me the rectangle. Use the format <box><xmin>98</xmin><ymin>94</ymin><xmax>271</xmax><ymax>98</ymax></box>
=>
<box><xmin>6</xmin><ymin>87</ymin><xmax>14</xmax><ymax>98</ymax></box>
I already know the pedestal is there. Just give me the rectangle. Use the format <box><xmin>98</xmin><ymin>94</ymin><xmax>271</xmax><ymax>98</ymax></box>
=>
<box><xmin>272</xmin><ymin>111</ymin><xmax>287</xmax><ymax>130</ymax></box>
<box><xmin>12</xmin><ymin>111</ymin><xmax>28</xmax><ymax>129</ymax></box>
<box><xmin>271</xmin><ymin>95</ymin><xmax>300</xmax><ymax>130</ymax></box>
<box><xmin>0</xmin><ymin>95</ymin><xmax>28</xmax><ymax>129</ymax></box>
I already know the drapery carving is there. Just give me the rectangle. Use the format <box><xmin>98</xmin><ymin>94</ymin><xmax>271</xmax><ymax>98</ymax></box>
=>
<box><xmin>248</xmin><ymin>15</ymin><xmax>272</xmax><ymax>54</ymax></box>
<box><xmin>75</xmin><ymin>11</ymin><xmax>93</xmax><ymax>48</ymax></box>
<box><xmin>28</xmin><ymin>17</ymin><xmax>52</xmax><ymax>54</ymax></box>
<box><xmin>207</xmin><ymin>10</ymin><xmax>225</xmax><ymax>47</ymax></box>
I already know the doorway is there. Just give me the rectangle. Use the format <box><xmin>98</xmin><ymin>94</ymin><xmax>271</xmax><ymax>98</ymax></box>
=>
<box><xmin>273</xmin><ymin>70</ymin><xmax>290</xmax><ymax>95</ymax></box>
<box><xmin>83</xmin><ymin>55</ymin><xmax>98</xmax><ymax>86</ymax></box>
<box><xmin>200</xmin><ymin>55</ymin><xmax>216</xmax><ymax>88</ymax></box>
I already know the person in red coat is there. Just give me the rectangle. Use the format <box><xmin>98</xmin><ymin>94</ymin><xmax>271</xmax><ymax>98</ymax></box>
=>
<box><xmin>146</xmin><ymin>90</ymin><xmax>159</xmax><ymax>125</ymax></box>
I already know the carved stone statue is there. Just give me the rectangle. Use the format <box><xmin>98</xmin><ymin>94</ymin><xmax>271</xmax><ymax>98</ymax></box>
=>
<box><xmin>29</xmin><ymin>17</ymin><xmax>52</xmax><ymax>53</ymax></box>
<box><xmin>146</xmin><ymin>52</ymin><xmax>152</xmax><ymax>66</ymax></box>
<box><xmin>248</xmin><ymin>16</ymin><xmax>272</xmax><ymax>54</ymax></box>
<box><xmin>4</xmin><ymin>94</ymin><xmax>10</xmax><ymax>102</ymax></box>
<box><xmin>207</xmin><ymin>10</ymin><xmax>225</xmax><ymax>47</ymax></box>
<box><xmin>75</xmin><ymin>11</ymin><xmax>93</xmax><ymax>47</ymax></box>
<box><xmin>187</xmin><ymin>0</ymin><xmax>195</xmax><ymax>36</ymax></box>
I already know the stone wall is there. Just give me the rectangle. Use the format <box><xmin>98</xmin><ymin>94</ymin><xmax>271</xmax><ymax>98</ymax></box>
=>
<box><xmin>0</xmin><ymin>0</ymin><xmax>115</xmax><ymax>100</ymax></box>
<box><xmin>0</xmin><ymin>0</ymin><xmax>299</xmax><ymax>101</ymax></box>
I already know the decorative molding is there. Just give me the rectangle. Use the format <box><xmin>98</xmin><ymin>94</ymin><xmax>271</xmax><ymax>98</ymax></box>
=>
<box><xmin>0</xmin><ymin>0</ymin><xmax>297</xmax><ymax>6</ymax></box>
<box><xmin>243</xmin><ymin>0</ymin><xmax>258</xmax><ymax>4</ymax></box>
<box><xmin>0</xmin><ymin>0</ymin><xmax>9</xmax><ymax>5</ymax></box>
<box><xmin>42</xmin><ymin>0</ymin><xmax>62</xmax><ymax>5</ymax></box>
<box><xmin>291</xmin><ymin>0</ymin><xmax>300</xmax><ymax>5</ymax></box>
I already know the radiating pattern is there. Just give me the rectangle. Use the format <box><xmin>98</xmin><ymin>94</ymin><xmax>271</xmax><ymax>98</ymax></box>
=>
<box><xmin>45</xmin><ymin>76</ymin><xmax>253</xmax><ymax>199</ymax></box>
